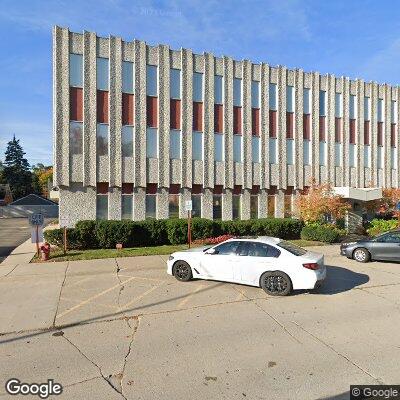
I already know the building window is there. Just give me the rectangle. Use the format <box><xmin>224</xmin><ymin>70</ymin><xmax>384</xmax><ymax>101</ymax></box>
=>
<box><xmin>391</xmin><ymin>100</ymin><xmax>397</xmax><ymax>124</ymax></box>
<box><xmin>147</xmin><ymin>96</ymin><xmax>158</xmax><ymax>127</ymax></box>
<box><xmin>146</xmin><ymin>128</ymin><xmax>158</xmax><ymax>158</ymax></box>
<box><xmin>213</xmin><ymin>185</ymin><xmax>223</xmax><ymax>220</ymax></box>
<box><xmin>303</xmin><ymin>88</ymin><xmax>310</xmax><ymax>114</ymax></box>
<box><xmin>267</xmin><ymin>187</ymin><xmax>277</xmax><ymax>218</ymax></box>
<box><xmin>349</xmin><ymin>144</ymin><xmax>356</xmax><ymax>167</ymax></box>
<box><xmin>70</xmin><ymin>87</ymin><xmax>83</xmax><ymax>121</ymax></box>
<box><xmin>122</xmin><ymin>61</ymin><xmax>134</xmax><ymax>94</ymax></box>
<box><xmin>349</xmin><ymin>119</ymin><xmax>356</xmax><ymax>144</ymax></box>
<box><xmin>97</xmin><ymin>124</ymin><xmax>109</xmax><ymax>156</ymax></box>
<box><xmin>96</xmin><ymin>58</ymin><xmax>109</xmax><ymax>91</ymax></box>
<box><xmin>269</xmin><ymin>110</ymin><xmax>277</xmax><ymax>137</ymax></box>
<box><xmin>252</xmin><ymin>136</ymin><xmax>260</xmax><ymax>163</ymax></box>
<box><xmin>319</xmin><ymin>142</ymin><xmax>326</xmax><ymax>166</ymax></box>
<box><xmin>252</xmin><ymin>81</ymin><xmax>260</xmax><ymax>108</ymax></box>
<box><xmin>146</xmin><ymin>184</ymin><xmax>157</xmax><ymax>219</ymax></box>
<box><xmin>121</xmin><ymin>183</ymin><xmax>133</xmax><ymax>220</ymax></box>
<box><xmin>252</xmin><ymin>108</ymin><xmax>260</xmax><ymax>136</ymax></box>
<box><xmin>69</xmin><ymin>54</ymin><xmax>83</xmax><ymax>87</ymax></box>
<box><xmin>287</xmin><ymin>139</ymin><xmax>294</xmax><ymax>165</ymax></box>
<box><xmin>391</xmin><ymin>123</ymin><xmax>396</xmax><ymax>148</ymax></box>
<box><xmin>269</xmin><ymin>83</ymin><xmax>277</xmax><ymax>110</ymax></box>
<box><xmin>214</xmin><ymin>75</ymin><xmax>223</xmax><ymax>104</ymax></box>
<box><xmin>233</xmin><ymin>106</ymin><xmax>242</xmax><ymax>134</ymax></box>
<box><xmin>169</xmin><ymin>185</ymin><xmax>180</xmax><ymax>218</ymax></box>
<box><xmin>170</xmin><ymin>130</ymin><xmax>181</xmax><ymax>159</ymax></box>
<box><xmin>286</xmin><ymin>86</ymin><xmax>294</xmax><ymax>113</ymax></box>
<box><xmin>233</xmin><ymin>78</ymin><xmax>242</xmax><ymax>107</ymax></box>
<box><xmin>350</xmin><ymin>95</ymin><xmax>356</xmax><ymax>119</ymax></box>
<box><xmin>170</xmin><ymin>99</ymin><xmax>181</xmax><ymax>130</ymax></box>
<box><xmin>269</xmin><ymin>138</ymin><xmax>277</xmax><ymax>164</ymax></box>
<box><xmin>335</xmin><ymin>93</ymin><xmax>342</xmax><ymax>118</ymax></box>
<box><xmin>364</xmin><ymin>121</ymin><xmax>370</xmax><ymax>145</ymax></box>
<box><xmin>319</xmin><ymin>116</ymin><xmax>326</xmax><ymax>141</ymax></box>
<box><xmin>364</xmin><ymin>97</ymin><xmax>370</xmax><ymax>121</ymax></box>
<box><xmin>364</xmin><ymin>146</ymin><xmax>370</xmax><ymax>167</ymax></box>
<box><xmin>335</xmin><ymin>118</ymin><xmax>342</xmax><ymax>143</ymax></box>
<box><xmin>233</xmin><ymin>134</ymin><xmax>242</xmax><ymax>162</ymax></box>
<box><xmin>97</xmin><ymin>90</ymin><xmax>109</xmax><ymax>123</ymax></box>
<box><xmin>232</xmin><ymin>185</ymin><xmax>241</xmax><ymax>220</ymax></box>
<box><xmin>192</xmin><ymin>131</ymin><xmax>203</xmax><ymax>160</ymax></box>
<box><xmin>391</xmin><ymin>147</ymin><xmax>397</xmax><ymax>169</ymax></box>
<box><xmin>170</xmin><ymin>68</ymin><xmax>181</xmax><ymax>99</ymax></box>
<box><xmin>250</xmin><ymin>186</ymin><xmax>259</xmax><ymax>219</ymax></box>
<box><xmin>303</xmin><ymin>114</ymin><xmax>310</xmax><ymax>140</ymax></box>
<box><xmin>214</xmin><ymin>133</ymin><xmax>224</xmax><ymax>162</ymax></box>
<box><xmin>319</xmin><ymin>90</ymin><xmax>326</xmax><ymax>116</ymax></box>
<box><xmin>284</xmin><ymin>187</ymin><xmax>293</xmax><ymax>218</ymax></box>
<box><xmin>214</xmin><ymin>104</ymin><xmax>223</xmax><ymax>133</ymax></box>
<box><xmin>377</xmin><ymin>146</ymin><xmax>383</xmax><ymax>169</ymax></box>
<box><xmin>96</xmin><ymin>183</ymin><xmax>108</xmax><ymax>220</ymax></box>
<box><xmin>193</xmin><ymin>72</ymin><xmax>203</xmax><ymax>102</ymax></box>
<box><xmin>378</xmin><ymin>98</ymin><xmax>384</xmax><ymax>122</ymax></box>
<box><xmin>122</xmin><ymin>126</ymin><xmax>133</xmax><ymax>157</ymax></box>
<box><xmin>192</xmin><ymin>185</ymin><xmax>202</xmax><ymax>217</ymax></box>
<box><xmin>122</xmin><ymin>93</ymin><xmax>134</xmax><ymax>125</ymax></box>
<box><xmin>146</xmin><ymin>65</ymin><xmax>158</xmax><ymax>96</ymax></box>
<box><xmin>193</xmin><ymin>102</ymin><xmax>203</xmax><ymax>131</ymax></box>
<box><xmin>378</xmin><ymin>122</ymin><xmax>383</xmax><ymax>146</ymax></box>
<box><xmin>303</xmin><ymin>140</ymin><xmax>310</xmax><ymax>165</ymax></box>
<box><xmin>69</xmin><ymin>122</ymin><xmax>83</xmax><ymax>155</ymax></box>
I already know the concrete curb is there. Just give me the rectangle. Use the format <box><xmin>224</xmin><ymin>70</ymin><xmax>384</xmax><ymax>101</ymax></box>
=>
<box><xmin>0</xmin><ymin>237</ymin><xmax>37</xmax><ymax>266</ymax></box>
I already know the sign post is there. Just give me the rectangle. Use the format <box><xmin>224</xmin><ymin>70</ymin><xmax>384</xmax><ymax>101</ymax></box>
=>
<box><xmin>185</xmin><ymin>200</ymin><xmax>193</xmax><ymax>249</ymax></box>
<box><xmin>59</xmin><ymin>217</ymin><xmax>70</xmax><ymax>255</ymax></box>
<box><xmin>29</xmin><ymin>213</ymin><xmax>44</xmax><ymax>258</ymax></box>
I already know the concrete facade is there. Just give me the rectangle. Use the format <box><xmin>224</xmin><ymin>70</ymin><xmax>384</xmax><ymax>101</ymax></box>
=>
<box><xmin>54</xmin><ymin>26</ymin><xmax>400</xmax><ymax>225</ymax></box>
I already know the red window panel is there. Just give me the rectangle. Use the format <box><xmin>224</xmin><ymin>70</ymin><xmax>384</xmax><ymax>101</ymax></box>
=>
<box><xmin>122</xmin><ymin>93</ymin><xmax>134</xmax><ymax>126</ymax></box>
<box><xmin>349</xmin><ymin>119</ymin><xmax>356</xmax><ymax>144</ymax></box>
<box><xmin>286</xmin><ymin>186</ymin><xmax>294</xmax><ymax>195</ymax></box>
<box><xmin>170</xmin><ymin>99</ymin><xmax>181</xmax><ymax>130</ymax></box>
<box><xmin>169</xmin><ymin>184</ymin><xmax>181</xmax><ymax>195</ymax></box>
<box><xmin>192</xmin><ymin>184</ymin><xmax>203</xmax><ymax>194</ymax></box>
<box><xmin>378</xmin><ymin>122</ymin><xmax>383</xmax><ymax>146</ymax></box>
<box><xmin>146</xmin><ymin>183</ymin><xmax>157</xmax><ymax>194</ymax></box>
<box><xmin>214</xmin><ymin>104</ymin><xmax>223</xmax><ymax>133</ymax></box>
<box><xmin>97</xmin><ymin>90</ymin><xmax>109</xmax><ymax>123</ymax></box>
<box><xmin>122</xmin><ymin>183</ymin><xmax>133</xmax><ymax>194</ymax></box>
<box><xmin>319</xmin><ymin>116</ymin><xmax>326</xmax><ymax>141</ymax></box>
<box><xmin>146</xmin><ymin>96</ymin><xmax>158</xmax><ymax>128</ymax></box>
<box><xmin>303</xmin><ymin>114</ymin><xmax>310</xmax><ymax>139</ymax></box>
<box><xmin>96</xmin><ymin>182</ymin><xmax>109</xmax><ymax>194</ymax></box>
<box><xmin>286</xmin><ymin>112</ymin><xmax>294</xmax><ymax>138</ymax></box>
<box><xmin>251</xmin><ymin>185</ymin><xmax>260</xmax><ymax>195</ymax></box>
<box><xmin>269</xmin><ymin>185</ymin><xmax>277</xmax><ymax>195</ymax></box>
<box><xmin>193</xmin><ymin>102</ymin><xmax>203</xmax><ymax>131</ymax></box>
<box><xmin>233</xmin><ymin>106</ymin><xmax>242</xmax><ymax>135</ymax></box>
<box><xmin>391</xmin><ymin>123</ymin><xmax>396</xmax><ymax>147</ymax></box>
<box><xmin>233</xmin><ymin>185</ymin><xmax>242</xmax><ymax>195</ymax></box>
<box><xmin>252</xmin><ymin>108</ymin><xmax>260</xmax><ymax>136</ymax></box>
<box><xmin>70</xmin><ymin>87</ymin><xmax>83</xmax><ymax>121</ymax></box>
<box><xmin>214</xmin><ymin>185</ymin><xmax>223</xmax><ymax>195</ymax></box>
<box><xmin>300</xmin><ymin>186</ymin><xmax>310</xmax><ymax>195</ymax></box>
<box><xmin>335</xmin><ymin>117</ymin><xmax>342</xmax><ymax>143</ymax></box>
<box><xmin>364</xmin><ymin>121</ymin><xmax>370</xmax><ymax>145</ymax></box>
<box><xmin>269</xmin><ymin>110</ymin><xmax>277</xmax><ymax>138</ymax></box>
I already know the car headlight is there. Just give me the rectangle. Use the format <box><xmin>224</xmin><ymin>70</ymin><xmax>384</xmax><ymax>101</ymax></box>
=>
<box><xmin>168</xmin><ymin>255</ymin><xmax>174</xmax><ymax>261</ymax></box>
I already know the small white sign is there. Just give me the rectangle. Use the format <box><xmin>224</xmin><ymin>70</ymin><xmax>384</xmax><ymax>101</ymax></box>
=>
<box><xmin>31</xmin><ymin>226</ymin><xmax>44</xmax><ymax>243</ymax></box>
<box><xmin>185</xmin><ymin>200</ymin><xmax>193</xmax><ymax>212</ymax></box>
<box><xmin>59</xmin><ymin>217</ymin><xmax>72</xmax><ymax>228</ymax></box>
<box><xmin>29</xmin><ymin>213</ymin><xmax>44</xmax><ymax>226</ymax></box>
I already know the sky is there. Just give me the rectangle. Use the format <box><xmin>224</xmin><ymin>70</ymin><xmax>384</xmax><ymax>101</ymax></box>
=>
<box><xmin>1</xmin><ymin>0</ymin><xmax>400</xmax><ymax>166</ymax></box>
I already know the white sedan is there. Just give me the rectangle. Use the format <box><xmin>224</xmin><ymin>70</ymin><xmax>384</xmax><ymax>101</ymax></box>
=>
<box><xmin>167</xmin><ymin>237</ymin><xmax>326</xmax><ymax>296</ymax></box>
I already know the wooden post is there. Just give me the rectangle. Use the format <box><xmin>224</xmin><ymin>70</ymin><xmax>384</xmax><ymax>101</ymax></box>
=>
<box><xmin>63</xmin><ymin>226</ymin><xmax>67</xmax><ymax>255</ymax></box>
<box><xmin>187</xmin><ymin>210</ymin><xmax>192</xmax><ymax>249</ymax></box>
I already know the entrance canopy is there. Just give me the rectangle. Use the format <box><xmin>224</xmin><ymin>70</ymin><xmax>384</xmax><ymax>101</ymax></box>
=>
<box><xmin>333</xmin><ymin>187</ymin><xmax>382</xmax><ymax>202</ymax></box>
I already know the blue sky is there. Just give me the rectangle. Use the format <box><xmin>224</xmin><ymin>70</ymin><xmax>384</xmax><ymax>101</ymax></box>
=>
<box><xmin>1</xmin><ymin>0</ymin><xmax>400</xmax><ymax>166</ymax></box>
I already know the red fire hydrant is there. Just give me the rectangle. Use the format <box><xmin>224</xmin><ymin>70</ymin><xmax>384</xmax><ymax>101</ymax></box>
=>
<box><xmin>40</xmin><ymin>242</ymin><xmax>51</xmax><ymax>261</ymax></box>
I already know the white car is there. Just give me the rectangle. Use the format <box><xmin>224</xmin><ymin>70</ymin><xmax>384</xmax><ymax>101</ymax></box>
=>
<box><xmin>167</xmin><ymin>237</ymin><xmax>326</xmax><ymax>296</ymax></box>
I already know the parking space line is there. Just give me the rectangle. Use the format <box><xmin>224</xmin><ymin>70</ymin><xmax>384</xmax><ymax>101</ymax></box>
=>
<box><xmin>64</xmin><ymin>276</ymin><xmax>94</xmax><ymax>288</ymax></box>
<box><xmin>56</xmin><ymin>276</ymin><xmax>136</xmax><ymax>319</ymax></box>
<box><xmin>60</xmin><ymin>296</ymin><xmax>119</xmax><ymax>310</ymax></box>
<box><xmin>177</xmin><ymin>284</ymin><xmax>206</xmax><ymax>308</ymax></box>
<box><xmin>118</xmin><ymin>282</ymin><xmax>165</xmax><ymax>311</ymax></box>
<box><xmin>117</xmin><ymin>274</ymin><xmax>165</xmax><ymax>282</ymax></box>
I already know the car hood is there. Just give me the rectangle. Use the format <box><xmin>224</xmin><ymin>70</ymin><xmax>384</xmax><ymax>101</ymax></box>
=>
<box><xmin>172</xmin><ymin>246</ymin><xmax>209</xmax><ymax>256</ymax></box>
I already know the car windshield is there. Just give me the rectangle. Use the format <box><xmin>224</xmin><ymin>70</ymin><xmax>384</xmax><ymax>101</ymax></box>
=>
<box><xmin>277</xmin><ymin>241</ymin><xmax>307</xmax><ymax>256</ymax></box>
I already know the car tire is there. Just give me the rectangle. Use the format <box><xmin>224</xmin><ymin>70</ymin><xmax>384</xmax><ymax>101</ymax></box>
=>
<box><xmin>353</xmin><ymin>248</ymin><xmax>370</xmax><ymax>263</ymax></box>
<box><xmin>260</xmin><ymin>271</ymin><xmax>292</xmax><ymax>296</ymax></box>
<box><xmin>173</xmin><ymin>261</ymin><xmax>193</xmax><ymax>282</ymax></box>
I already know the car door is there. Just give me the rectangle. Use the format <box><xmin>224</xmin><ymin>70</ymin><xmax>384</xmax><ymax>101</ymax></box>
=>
<box><xmin>372</xmin><ymin>233</ymin><xmax>400</xmax><ymax>261</ymax></box>
<box><xmin>237</xmin><ymin>242</ymin><xmax>281</xmax><ymax>284</ymax></box>
<box><xmin>200</xmin><ymin>241</ymin><xmax>241</xmax><ymax>281</ymax></box>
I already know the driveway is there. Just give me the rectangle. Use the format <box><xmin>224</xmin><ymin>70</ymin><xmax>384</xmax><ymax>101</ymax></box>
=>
<box><xmin>0</xmin><ymin>218</ymin><xmax>51</xmax><ymax>263</ymax></box>
<box><xmin>0</xmin><ymin>246</ymin><xmax>399</xmax><ymax>399</ymax></box>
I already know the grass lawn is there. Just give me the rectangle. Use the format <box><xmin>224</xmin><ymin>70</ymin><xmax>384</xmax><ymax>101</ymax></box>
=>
<box><xmin>31</xmin><ymin>239</ymin><xmax>326</xmax><ymax>263</ymax></box>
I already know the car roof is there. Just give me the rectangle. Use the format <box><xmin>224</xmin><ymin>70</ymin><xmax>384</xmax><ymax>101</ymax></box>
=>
<box><xmin>226</xmin><ymin>236</ymin><xmax>282</xmax><ymax>245</ymax></box>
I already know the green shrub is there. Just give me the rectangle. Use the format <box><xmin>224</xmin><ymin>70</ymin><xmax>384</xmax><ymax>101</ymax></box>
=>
<box><xmin>301</xmin><ymin>223</ymin><xmax>343</xmax><ymax>243</ymax></box>
<box><xmin>95</xmin><ymin>220</ymin><xmax>135</xmax><ymax>248</ymax></box>
<box><xmin>191</xmin><ymin>218</ymin><xmax>216</xmax><ymax>240</ymax></box>
<box><xmin>44</xmin><ymin>228</ymin><xmax>81</xmax><ymax>249</ymax></box>
<box><xmin>135</xmin><ymin>219</ymin><xmax>168</xmax><ymax>246</ymax></box>
<box><xmin>166</xmin><ymin>219</ymin><xmax>188</xmax><ymax>244</ymax></box>
<box><xmin>75</xmin><ymin>220</ymin><xmax>98</xmax><ymax>248</ymax></box>
<box><xmin>366</xmin><ymin>219</ymin><xmax>398</xmax><ymax>237</ymax></box>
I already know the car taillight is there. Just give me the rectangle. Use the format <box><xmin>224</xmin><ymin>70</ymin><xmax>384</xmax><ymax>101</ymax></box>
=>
<box><xmin>303</xmin><ymin>263</ymin><xmax>319</xmax><ymax>270</ymax></box>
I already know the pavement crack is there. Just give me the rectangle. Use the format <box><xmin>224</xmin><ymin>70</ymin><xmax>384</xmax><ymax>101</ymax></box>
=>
<box><xmin>115</xmin><ymin>259</ymin><xmax>124</xmax><ymax>310</ymax></box>
<box><xmin>291</xmin><ymin>321</ymin><xmax>384</xmax><ymax>384</ymax></box>
<box><xmin>53</xmin><ymin>261</ymin><xmax>69</xmax><ymax>328</ymax></box>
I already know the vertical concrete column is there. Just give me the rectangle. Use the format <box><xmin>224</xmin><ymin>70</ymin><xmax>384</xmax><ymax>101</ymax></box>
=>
<box><xmin>356</xmin><ymin>80</ymin><xmax>365</xmax><ymax>188</ymax></box>
<box><xmin>134</xmin><ymin>40</ymin><xmax>147</xmax><ymax>188</ymax></box>
<box><xmin>109</xmin><ymin>186</ymin><xmax>121</xmax><ymax>220</ymax></box>
<box><xmin>133</xmin><ymin>187</ymin><xmax>146</xmax><ymax>221</ymax></box>
<box><xmin>277</xmin><ymin>66</ymin><xmax>287</xmax><ymax>189</ymax></box>
<box><xmin>157</xmin><ymin>187</ymin><xmax>169</xmax><ymax>219</ymax></box>
<box><xmin>202</xmin><ymin>188</ymin><xmax>213</xmax><ymax>220</ymax></box>
<box><xmin>384</xmin><ymin>84</ymin><xmax>391</xmax><ymax>188</ymax></box>
<box><xmin>397</xmin><ymin>88</ymin><xmax>400</xmax><ymax>188</ymax></box>
<box><xmin>158</xmin><ymin>45</ymin><xmax>170</xmax><ymax>189</ymax></box>
<box><xmin>242</xmin><ymin>60</ymin><xmax>252</xmax><ymax>190</ymax></box>
<box><xmin>179</xmin><ymin>188</ymin><xmax>191</xmax><ymax>219</ymax></box>
<box><xmin>222</xmin><ymin>189</ymin><xmax>233</xmax><ymax>220</ymax></box>
<box><xmin>109</xmin><ymin>36</ymin><xmax>122</xmax><ymax>188</ymax></box>
<box><xmin>260</xmin><ymin>63</ymin><xmax>270</xmax><ymax>189</ymax></box>
<box><xmin>276</xmin><ymin>190</ymin><xmax>285</xmax><ymax>218</ymax></box>
<box><xmin>241</xmin><ymin>188</ymin><xmax>251</xmax><ymax>220</ymax></box>
<box><xmin>259</xmin><ymin>189</ymin><xmax>268</xmax><ymax>218</ymax></box>
<box><xmin>294</xmin><ymin>69</ymin><xmax>303</xmax><ymax>189</ymax></box>
<box><xmin>327</xmin><ymin>75</ymin><xmax>336</xmax><ymax>186</ymax></box>
<box><xmin>342</xmin><ymin>78</ymin><xmax>350</xmax><ymax>186</ymax></box>
<box><xmin>53</xmin><ymin>26</ymin><xmax>70</xmax><ymax>188</ymax></box>
<box><xmin>311</xmin><ymin>72</ymin><xmax>320</xmax><ymax>184</ymax></box>
<box><xmin>223</xmin><ymin>56</ymin><xmax>234</xmax><ymax>190</ymax></box>
<box><xmin>83</xmin><ymin>31</ymin><xmax>97</xmax><ymax>187</ymax></box>
<box><xmin>370</xmin><ymin>82</ymin><xmax>378</xmax><ymax>186</ymax></box>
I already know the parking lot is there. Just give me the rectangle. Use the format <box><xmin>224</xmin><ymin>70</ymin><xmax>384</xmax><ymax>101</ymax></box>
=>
<box><xmin>1</xmin><ymin>245</ymin><xmax>400</xmax><ymax>399</ymax></box>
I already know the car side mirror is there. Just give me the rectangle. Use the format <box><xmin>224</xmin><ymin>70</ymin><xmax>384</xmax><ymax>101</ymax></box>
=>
<box><xmin>206</xmin><ymin>248</ymin><xmax>217</xmax><ymax>255</ymax></box>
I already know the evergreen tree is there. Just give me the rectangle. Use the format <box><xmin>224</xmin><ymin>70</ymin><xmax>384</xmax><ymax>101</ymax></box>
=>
<box><xmin>2</xmin><ymin>135</ymin><xmax>32</xmax><ymax>199</ymax></box>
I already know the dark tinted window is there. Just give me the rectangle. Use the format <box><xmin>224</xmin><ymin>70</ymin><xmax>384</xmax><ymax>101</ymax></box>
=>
<box><xmin>278</xmin><ymin>241</ymin><xmax>307</xmax><ymax>256</ymax></box>
<box><xmin>377</xmin><ymin>233</ymin><xmax>400</xmax><ymax>243</ymax></box>
<box><xmin>239</xmin><ymin>242</ymin><xmax>280</xmax><ymax>258</ymax></box>
<box><xmin>214</xmin><ymin>241</ymin><xmax>241</xmax><ymax>255</ymax></box>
